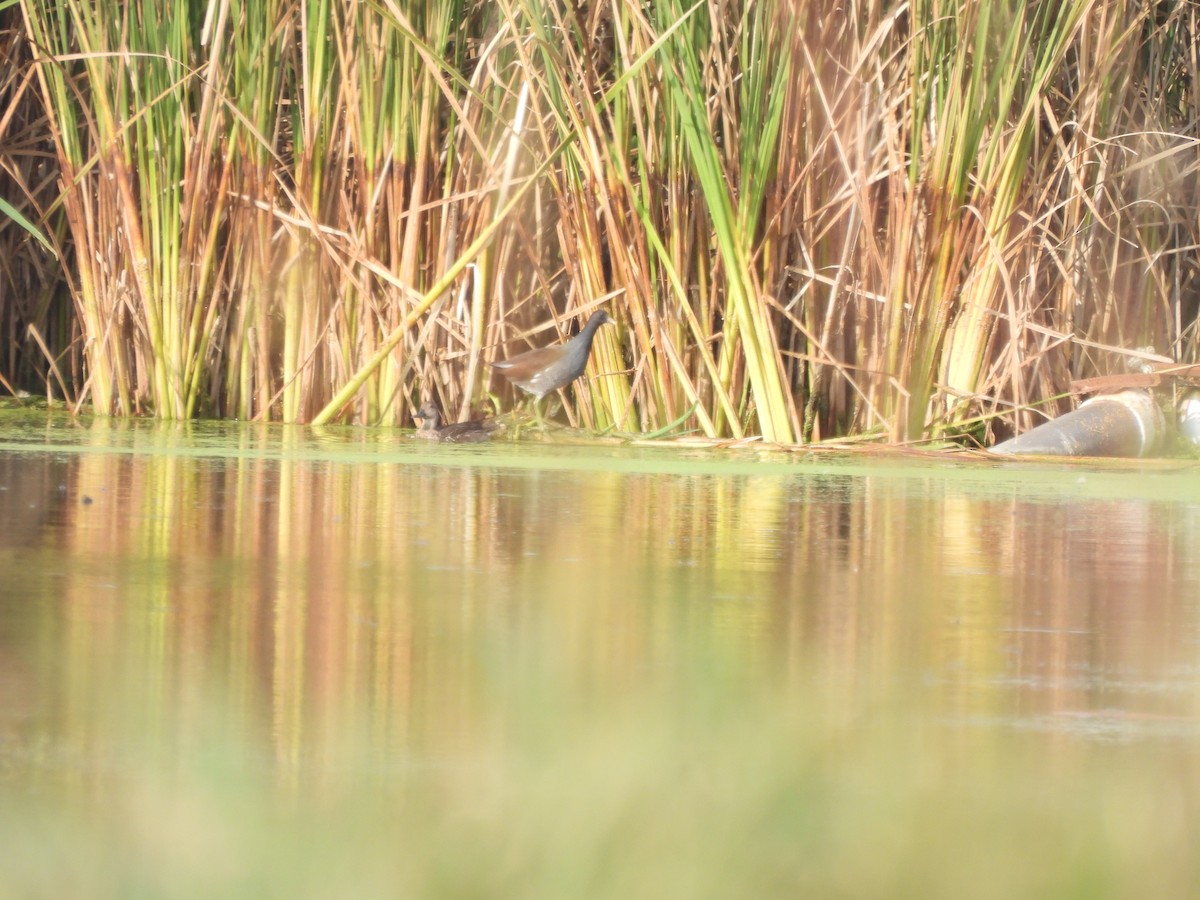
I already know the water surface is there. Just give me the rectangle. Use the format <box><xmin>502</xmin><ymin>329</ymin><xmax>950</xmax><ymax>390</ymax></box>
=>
<box><xmin>2</xmin><ymin>414</ymin><xmax>1200</xmax><ymax>896</ymax></box>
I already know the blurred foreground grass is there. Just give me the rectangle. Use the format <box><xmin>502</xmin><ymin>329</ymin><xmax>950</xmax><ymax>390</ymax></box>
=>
<box><xmin>2</xmin><ymin>647</ymin><xmax>1197</xmax><ymax>900</ymax></box>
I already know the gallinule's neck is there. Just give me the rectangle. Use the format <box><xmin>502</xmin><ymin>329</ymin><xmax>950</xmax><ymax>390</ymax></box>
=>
<box><xmin>573</xmin><ymin>310</ymin><xmax>611</xmax><ymax>350</ymax></box>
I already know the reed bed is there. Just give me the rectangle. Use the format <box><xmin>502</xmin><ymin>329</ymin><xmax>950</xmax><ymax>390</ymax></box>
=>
<box><xmin>2</xmin><ymin>0</ymin><xmax>1199</xmax><ymax>441</ymax></box>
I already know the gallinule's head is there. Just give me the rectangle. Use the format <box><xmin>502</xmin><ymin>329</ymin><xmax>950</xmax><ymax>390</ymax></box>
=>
<box><xmin>413</xmin><ymin>404</ymin><xmax>500</xmax><ymax>443</ymax></box>
<box><xmin>413</xmin><ymin>404</ymin><xmax>443</xmax><ymax>438</ymax></box>
<box><xmin>490</xmin><ymin>309</ymin><xmax>614</xmax><ymax>401</ymax></box>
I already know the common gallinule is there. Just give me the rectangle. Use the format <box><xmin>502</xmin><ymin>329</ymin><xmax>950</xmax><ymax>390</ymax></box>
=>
<box><xmin>413</xmin><ymin>405</ymin><xmax>500</xmax><ymax>443</ymax></box>
<box><xmin>490</xmin><ymin>310</ymin><xmax>614</xmax><ymax>421</ymax></box>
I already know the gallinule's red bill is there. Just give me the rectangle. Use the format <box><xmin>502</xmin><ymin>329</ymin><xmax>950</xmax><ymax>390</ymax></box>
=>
<box><xmin>413</xmin><ymin>405</ymin><xmax>500</xmax><ymax>443</ymax></box>
<box><xmin>490</xmin><ymin>310</ymin><xmax>613</xmax><ymax>422</ymax></box>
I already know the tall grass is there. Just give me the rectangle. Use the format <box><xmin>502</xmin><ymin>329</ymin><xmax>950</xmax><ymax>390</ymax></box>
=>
<box><xmin>5</xmin><ymin>0</ymin><xmax>1200</xmax><ymax>441</ymax></box>
<box><xmin>0</xmin><ymin>8</ymin><xmax>71</xmax><ymax>398</ymax></box>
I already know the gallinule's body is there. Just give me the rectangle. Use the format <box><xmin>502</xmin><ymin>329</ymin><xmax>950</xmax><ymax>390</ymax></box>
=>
<box><xmin>490</xmin><ymin>310</ymin><xmax>613</xmax><ymax>413</ymax></box>
<box><xmin>413</xmin><ymin>405</ymin><xmax>500</xmax><ymax>443</ymax></box>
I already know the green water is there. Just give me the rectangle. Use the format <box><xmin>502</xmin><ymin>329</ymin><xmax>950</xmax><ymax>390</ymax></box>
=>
<box><xmin>2</xmin><ymin>414</ymin><xmax>1200</xmax><ymax>897</ymax></box>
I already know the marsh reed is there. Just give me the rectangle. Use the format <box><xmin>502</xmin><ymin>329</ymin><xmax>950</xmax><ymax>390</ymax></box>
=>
<box><xmin>3</xmin><ymin>0</ymin><xmax>1200</xmax><ymax>442</ymax></box>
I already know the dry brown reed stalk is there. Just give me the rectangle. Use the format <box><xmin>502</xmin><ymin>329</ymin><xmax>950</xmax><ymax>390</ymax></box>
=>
<box><xmin>778</xmin><ymin>0</ymin><xmax>1200</xmax><ymax>445</ymax></box>
<box><xmin>961</xmin><ymin>2</ymin><xmax>1200</xmax><ymax>442</ymax></box>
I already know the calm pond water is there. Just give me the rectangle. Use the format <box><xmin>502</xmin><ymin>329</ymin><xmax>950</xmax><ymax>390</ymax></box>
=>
<box><xmin>2</xmin><ymin>412</ymin><xmax>1200</xmax><ymax>897</ymax></box>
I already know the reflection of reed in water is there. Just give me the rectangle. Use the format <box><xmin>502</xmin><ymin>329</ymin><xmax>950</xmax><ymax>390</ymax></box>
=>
<box><xmin>27</xmin><ymin>428</ymin><xmax>1200</xmax><ymax>775</ymax></box>
<box><xmin>0</xmin><ymin>452</ymin><xmax>72</xmax><ymax>552</ymax></box>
